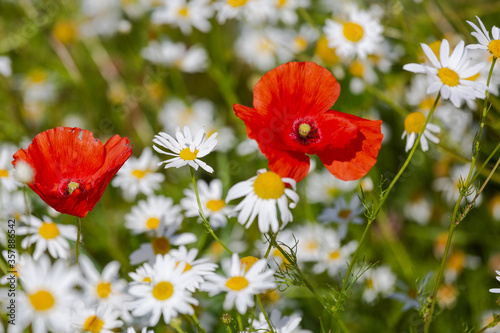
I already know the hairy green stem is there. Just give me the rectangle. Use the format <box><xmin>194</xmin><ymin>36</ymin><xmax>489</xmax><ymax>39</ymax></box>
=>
<box><xmin>257</xmin><ymin>295</ymin><xmax>276</xmax><ymax>333</ymax></box>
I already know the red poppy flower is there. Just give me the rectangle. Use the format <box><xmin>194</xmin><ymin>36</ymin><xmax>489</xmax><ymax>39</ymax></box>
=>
<box><xmin>233</xmin><ymin>61</ymin><xmax>383</xmax><ymax>182</ymax></box>
<box><xmin>12</xmin><ymin>127</ymin><xmax>132</xmax><ymax>218</ymax></box>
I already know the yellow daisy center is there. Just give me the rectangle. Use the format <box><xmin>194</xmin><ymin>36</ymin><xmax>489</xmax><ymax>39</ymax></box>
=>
<box><xmin>277</xmin><ymin>0</ymin><xmax>287</xmax><ymax>7</ymax></box>
<box><xmin>83</xmin><ymin>315</ymin><xmax>104</xmax><ymax>333</ymax></box>
<box><xmin>146</xmin><ymin>217</ymin><xmax>160</xmax><ymax>230</ymax></box>
<box><xmin>329</xmin><ymin>250</ymin><xmax>341</xmax><ymax>260</ymax></box>
<box><xmin>343</xmin><ymin>22</ymin><xmax>364</xmax><ymax>43</ymax></box>
<box><xmin>349</xmin><ymin>60</ymin><xmax>364</xmax><ymax>77</ymax></box>
<box><xmin>178</xmin><ymin>6</ymin><xmax>189</xmax><ymax>17</ymax></box>
<box><xmin>226</xmin><ymin>276</ymin><xmax>249</xmax><ymax>291</ymax></box>
<box><xmin>206</xmin><ymin>199</ymin><xmax>225</xmax><ymax>212</ymax></box>
<box><xmin>253</xmin><ymin>171</ymin><xmax>285</xmax><ymax>200</ymax></box>
<box><xmin>175</xmin><ymin>261</ymin><xmax>193</xmax><ymax>272</ymax></box>
<box><xmin>29</xmin><ymin>290</ymin><xmax>55</xmax><ymax>311</ymax></box>
<box><xmin>38</xmin><ymin>222</ymin><xmax>60</xmax><ymax>240</ymax></box>
<box><xmin>446</xmin><ymin>251</ymin><xmax>465</xmax><ymax>272</ymax></box>
<box><xmin>437</xmin><ymin>67</ymin><xmax>460</xmax><ymax>86</ymax></box>
<box><xmin>293</xmin><ymin>36</ymin><xmax>308</xmax><ymax>52</ymax></box>
<box><xmin>366</xmin><ymin>278</ymin><xmax>374</xmax><ymax>289</ymax></box>
<box><xmin>404</xmin><ymin>111</ymin><xmax>426</xmax><ymax>134</ymax></box>
<box><xmin>228</xmin><ymin>0</ymin><xmax>247</xmax><ymax>7</ymax></box>
<box><xmin>152</xmin><ymin>237</ymin><xmax>171</xmax><ymax>255</ymax></box>
<box><xmin>67</xmin><ymin>181</ymin><xmax>80</xmax><ymax>195</ymax></box>
<box><xmin>29</xmin><ymin>69</ymin><xmax>48</xmax><ymax>83</ymax></box>
<box><xmin>143</xmin><ymin>277</ymin><xmax>152</xmax><ymax>283</ymax></box>
<box><xmin>306</xmin><ymin>240</ymin><xmax>318</xmax><ymax>251</ymax></box>
<box><xmin>240</xmin><ymin>256</ymin><xmax>259</xmax><ymax>272</ymax></box>
<box><xmin>315</xmin><ymin>36</ymin><xmax>339</xmax><ymax>65</ymax></box>
<box><xmin>428</xmin><ymin>40</ymin><xmax>441</xmax><ymax>59</ymax></box>
<box><xmin>419</xmin><ymin>96</ymin><xmax>436</xmax><ymax>110</ymax></box>
<box><xmin>272</xmin><ymin>248</ymin><xmax>290</xmax><ymax>265</ymax></box>
<box><xmin>132</xmin><ymin>169</ymin><xmax>148</xmax><ymax>178</ymax></box>
<box><xmin>338</xmin><ymin>209</ymin><xmax>352</xmax><ymax>219</ymax></box>
<box><xmin>0</xmin><ymin>169</ymin><xmax>9</xmax><ymax>178</ymax></box>
<box><xmin>52</xmin><ymin>21</ymin><xmax>77</xmax><ymax>44</ymax></box>
<box><xmin>179</xmin><ymin>148</ymin><xmax>199</xmax><ymax>161</ymax></box>
<box><xmin>152</xmin><ymin>281</ymin><xmax>174</xmax><ymax>300</ymax></box>
<box><xmin>298</xmin><ymin>123</ymin><xmax>311</xmax><ymax>137</ymax></box>
<box><xmin>96</xmin><ymin>282</ymin><xmax>111</xmax><ymax>299</ymax></box>
<box><xmin>488</xmin><ymin>40</ymin><xmax>500</xmax><ymax>58</ymax></box>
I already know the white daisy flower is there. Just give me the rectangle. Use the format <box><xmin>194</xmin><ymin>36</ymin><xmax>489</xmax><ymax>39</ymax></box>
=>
<box><xmin>0</xmin><ymin>56</ymin><xmax>12</xmax><ymax>77</ymax></box>
<box><xmin>169</xmin><ymin>245</ymin><xmax>218</xmax><ymax>291</ymax></box>
<box><xmin>323</xmin><ymin>4</ymin><xmax>384</xmax><ymax>60</ymax></box>
<box><xmin>79</xmin><ymin>0</ymin><xmax>123</xmax><ymax>37</ymax></box>
<box><xmin>226</xmin><ymin>169</ymin><xmax>299</xmax><ymax>233</ymax></box>
<box><xmin>0</xmin><ymin>249</ymin><xmax>30</xmax><ymax>285</ymax></box>
<box><xmin>111</xmin><ymin>148</ymin><xmax>165</xmax><ymax>202</ymax></box>
<box><xmin>403</xmin><ymin>193</ymin><xmax>432</xmax><ymax>225</ymax></box>
<box><xmin>214</xmin><ymin>0</ymin><xmax>275</xmax><ymax>24</ymax></box>
<box><xmin>244</xmin><ymin>309</ymin><xmax>312</xmax><ymax>333</ymax></box>
<box><xmin>400</xmin><ymin>111</ymin><xmax>440</xmax><ymax>152</ymax></box>
<box><xmin>347</xmin><ymin>58</ymin><xmax>378</xmax><ymax>95</ymax></box>
<box><xmin>318</xmin><ymin>196</ymin><xmax>364</xmax><ymax>240</ymax></box>
<box><xmin>13</xmin><ymin>160</ymin><xmax>35</xmax><ymax>184</ymax></box>
<box><xmin>153</xmin><ymin>126</ymin><xmax>218</xmax><ymax>173</ymax></box>
<box><xmin>0</xmin><ymin>144</ymin><xmax>21</xmax><ymax>192</ymax></box>
<box><xmin>129</xmin><ymin>262</ymin><xmax>154</xmax><ymax>285</ymax></box>
<box><xmin>305</xmin><ymin>169</ymin><xmax>359</xmax><ymax>204</ymax></box>
<box><xmin>125</xmin><ymin>195</ymin><xmax>182</xmax><ymax>235</ymax></box>
<box><xmin>79</xmin><ymin>256</ymin><xmax>132</xmax><ymax>322</ymax></box>
<box><xmin>202</xmin><ymin>253</ymin><xmax>276</xmax><ymax>314</ymax></box>
<box><xmin>433</xmin><ymin>163</ymin><xmax>481</xmax><ymax>205</ymax></box>
<box><xmin>360</xmin><ymin>265</ymin><xmax>396</xmax><ymax>303</ymax></box>
<box><xmin>17</xmin><ymin>215</ymin><xmax>77</xmax><ymax>260</ymax></box>
<box><xmin>129</xmin><ymin>254</ymin><xmax>199</xmax><ymax>326</ymax></box>
<box><xmin>129</xmin><ymin>224</ymin><xmax>197</xmax><ymax>265</ymax></box>
<box><xmin>287</xmin><ymin>224</ymin><xmax>335</xmax><ymax>264</ymax></box>
<box><xmin>151</xmin><ymin>0</ymin><xmax>214</xmax><ymax>35</ymax></box>
<box><xmin>286</xmin><ymin>25</ymin><xmax>319</xmax><ymax>54</ymax></box>
<box><xmin>312</xmin><ymin>240</ymin><xmax>358</xmax><ymax>278</ymax></box>
<box><xmin>467</xmin><ymin>16</ymin><xmax>500</xmax><ymax>59</ymax></box>
<box><xmin>403</xmin><ymin>39</ymin><xmax>486</xmax><ymax>108</ymax></box>
<box><xmin>235</xmin><ymin>26</ymin><xmax>294</xmax><ymax>71</ymax></box>
<box><xmin>16</xmin><ymin>256</ymin><xmax>80</xmax><ymax>333</ymax></box>
<box><xmin>126</xmin><ymin>327</ymin><xmax>154</xmax><ymax>333</ymax></box>
<box><xmin>159</xmin><ymin>97</ymin><xmax>215</xmax><ymax>134</ymax></box>
<box><xmin>273</xmin><ymin>0</ymin><xmax>310</xmax><ymax>25</ymax></box>
<box><xmin>181</xmin><ymin>179</ymin><xmax>232</xmax><ymax>229</ymax></box>
<box><xmin>141</xmin><ymin>40</ymin><xmax>209</xmax><ymax>73</ymax></box>
<box><xmin>71</xmin><ymin>303</ymin><xmax>123</xmax><ymax>333</ymax></box>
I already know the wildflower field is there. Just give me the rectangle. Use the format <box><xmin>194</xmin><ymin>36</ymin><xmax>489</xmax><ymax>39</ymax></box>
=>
<box><xmin>1</xmin><ymin>0</ymin><xmax>500</xmax><ymax>332</ymax></box>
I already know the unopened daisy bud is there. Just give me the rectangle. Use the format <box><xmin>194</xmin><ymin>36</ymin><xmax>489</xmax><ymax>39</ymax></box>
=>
<box><xmin>13</xmin><ymin>160</ymin><xmax>35</xmax><ymax>184</ymax></box>
<box><xmin>221</xmin><ymin>313</ymin><xmax>232</xmax><ymax>325</ymax></box>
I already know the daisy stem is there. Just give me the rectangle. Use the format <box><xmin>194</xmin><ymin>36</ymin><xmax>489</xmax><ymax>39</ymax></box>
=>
<box><xmin>425</xmin><ymin>60</ymin><xmax>497</xmax><ymax>332</ymax></box>
<box><xmin>190</xmin><ymin>313</ymin><xmax>207</xmax><ymax>333</ymax></box>
<box><xmin>236</xmin><ymin>312</ymin><xmax>244</xmax><ymax>332</ymax></box>
<box><xmin>190</xmin><ymin>168</ymin><xmax>233</xmax><ymax>255</ymax></box>
<box><xmin>257</xmin><ymin>295</ymin><xmax>276</xmax><ymax>333</ymax></box>
<box><xmin>339</xmin><ymin>93</ymin><xmax>441</xmax><ymax>305</ymax></box>
<box><xmin>75</xmin><ymin>217</ymin><xmax>81</xmax><ymax>264</ymax></box>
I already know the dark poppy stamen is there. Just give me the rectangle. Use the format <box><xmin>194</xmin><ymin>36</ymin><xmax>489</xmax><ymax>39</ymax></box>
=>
<box><xmin>291</xmin><ymin>118</ymin><xmax>321</xmax><ymax>145</ymax></box>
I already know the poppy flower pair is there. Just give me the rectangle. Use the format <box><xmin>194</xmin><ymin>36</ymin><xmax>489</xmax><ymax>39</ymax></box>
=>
<box><xmin>13</xmin><ymin>127</ymin><xmax>132</xmax><ymax>217</ymax></box>
<box><xmin>234</xmin><ymin>61</ymin><xmax>383</xmax><ymax>183</ymax></box>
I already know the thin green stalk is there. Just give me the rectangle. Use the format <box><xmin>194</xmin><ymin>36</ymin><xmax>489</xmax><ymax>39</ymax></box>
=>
<box><xmin>298</xmin><ymin>8</ymin><xmax>320</xmax><ymax>32</ymax></box>
<box><xmin>257</xmin><ymin>295</ymin><xmax>276</xmax><ymax>333</ymax></box>
<box><xmin>425</xmin><ymin>58</ymin><xmax>498</xmax><ymax>333</ymax></box>
<box><xmin>236</xmin><ymin>312</ymin><xmax>244</xmax><ymax>332</ymax></box>
<box><xmin>339</xmin><ymin>93</ymin><xmax>441</xmax><ymax>298</ymax></box>
<box><xmin>191</xmin><ymin>313</ymin><xmax>207</xmax><ymax>333</ymax></box>
<box><xmin>75</xmin><ymin>217</ymin><xmax>81</xmax><ymax>264</ymax></box>
<box><xmin>190</xmin><ymin>168</ymin><xmax>232</xmax><ymax>254</ymax></box>
<box><xmin>471</xmin><ymin>141</ymin><xmax>500</xmax><ymax>184</ymax></box>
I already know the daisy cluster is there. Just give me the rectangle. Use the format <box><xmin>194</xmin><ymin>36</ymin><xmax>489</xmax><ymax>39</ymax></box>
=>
<box><xmin>1</xmin><ymin>0</ymin><xmax>500</xmax><ymax>332</ymax></box>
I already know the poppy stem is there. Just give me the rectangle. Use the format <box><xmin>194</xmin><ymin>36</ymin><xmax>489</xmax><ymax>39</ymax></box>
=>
<box><xmin>75</xmin><ymin>216</ymin><xmax>81</xmax><ymax>264</ymax></box>
<box><xmin>189</xmin><ymin>167</ymin><xmax>233</xmax><ymax>255</ymax></box>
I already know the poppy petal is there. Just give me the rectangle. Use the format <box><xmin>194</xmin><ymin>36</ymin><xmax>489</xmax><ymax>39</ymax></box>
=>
<box><xmin>253</xmin><ymin>62</ymin><xmax>340</xmax><ymax>119</ymax></box>
<box><xmin>317</xmin><ymin>112</ymin><xmax>383</xmax><ymax>181</ymax></box>
<box><xmin>259</xmin><ymin>144</ymin><xmax>310</xmax><ymax>183</ymax></box>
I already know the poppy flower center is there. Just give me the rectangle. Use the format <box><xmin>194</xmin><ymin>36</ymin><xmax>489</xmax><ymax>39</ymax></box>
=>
<box><xmin>240</xmin><ymin>256</ymin><xmax>259</xmax><ymax>272</ymax></box>
<box><xmin>0</xmin><ymin>169</ymin><xmax>8</xmax><ymax>178</ymax></box>
<box><xmin>152</xmin><ymin>281</ymin><xmax>174</xmax><ymax>300</ymax></box>
<box><xmin>179</xmin><ymin>148</ymin><xmax>199</xmax><ymax>161</ymax></box>
<box><xmin>62</xmin><ymin>179</ymin><xmax>85</xmax><ymax>196</ymax></box>
<box><xmin>226</xmin><ymin>276</ymin><xmax>249</xmax><ymax>291</ymax></box>
<box><xmin>152</xmin><ymin>237</ymin><xmax>171</xmax><ymax>255</ymax></box>
<box><xmin>329</xmin><ymin>250</ymin><xmax>341</xmax><ymax>260</ymax></box>
<box><xmin>489</xmin><ymin>40</ymin><xmax>500</xmax><ymax>58</ymax></box>
<box><xmin>39</xmin><ymin>222</ymin><xmax>60</xmax><ymax>239</ymax></box>
<box><xmin>404</xmin><ymin>112</ymin><xmax>426</xmax><ymax>134</ymax></box>
<box><xmin>146</xmin><ymin>217</ymin><xmax>160</xmax><ymax>229</ymax></box>
<box><xmin>437</xmin><ymin>67</ymin><xmax>459</xmax><ymax>86</ymax></box>
<box><xmin>206</xmin><ymin>199</ymin><xmax>225</xmax><ymax>212</ymax></box>
<box><xmin>343</xmin><ymin>22</ymin><xmax>364</xmax><ymax>43</ymax></box>
<box><xmin>253</xmin><ymin>171</ymin><xmax>285</xmax><ymax>200</ymax></box>
<box><xmin>338</xmin><ymin>209</ymin><xmax>352</xmax><ymax>219</ymax></box>
<box><xmin>291</xmin><ymin>119</ymin><xmax>321</xmax><ymax>145</ymax></box>
<box><xmin>84</xmin><ymin>315</ymin><xmax>104</xmax><ymax>333</ymax></box>
<box><xmin>29</xmin><ymin>290</ymin><xmax>55</xmax><ymax>311</ymax></box>
<box><xmin>96</xmin><ymin>282</ymin><xmax>111</xmax><ymax>298</ymax></box>
<box><xmin>228</xmin><ymin>0</ymin><xmax>247</xmax><ymax>7</ymax></box>
<box><xmin>132</xmin><ymin>169</ymin><xmax>148</xmax><ymax>178</ymax></box>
